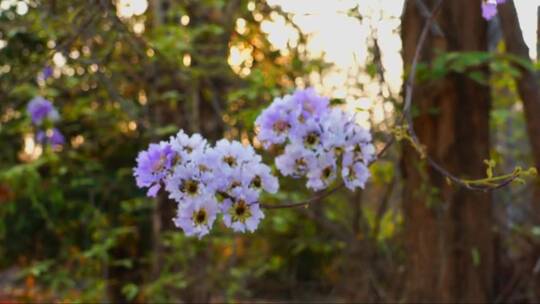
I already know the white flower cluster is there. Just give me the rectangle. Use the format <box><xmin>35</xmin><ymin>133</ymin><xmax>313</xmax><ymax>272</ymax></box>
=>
<box><xmin>134</xmin><ymin>130</ymin><xmax>278</xmax><ymax>238</ymax></box>
<box><xmin>255</xmin><ymin>88</ymin><xmax>375</xmax><ymax>191</ymax></box>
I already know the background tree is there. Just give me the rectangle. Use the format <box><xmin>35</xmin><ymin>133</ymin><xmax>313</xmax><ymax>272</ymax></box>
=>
<box><xmin>402</xmin><ymin>0</ymin><xmax>493</xmax><ymax>301</ymax></box>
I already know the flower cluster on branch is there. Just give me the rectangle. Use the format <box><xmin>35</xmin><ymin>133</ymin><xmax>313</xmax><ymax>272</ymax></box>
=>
<box><xmin>134</xmin><ymin>131</ymin><xmax>279</xmax><ymax>238</ymax></box>
<box><xmin>133</xmin><ymin>88</ymin><xmax>376</xmax><ymax>238</ymax></box>
<box><xmin>255</xmin><ymin>88</ymin><xmax>375</xmax><ymax>191</ymax></box>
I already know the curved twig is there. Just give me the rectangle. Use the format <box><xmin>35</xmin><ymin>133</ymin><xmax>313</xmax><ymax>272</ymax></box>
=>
<box><xmin>401</xmin><ymin>0</ymin><xmax>519</xmax><ymax>191</ymax></box>
<box><xmin>259</xmin><ymin>183</ymin><xmax>344</xmax><ymax>209</ymax></box>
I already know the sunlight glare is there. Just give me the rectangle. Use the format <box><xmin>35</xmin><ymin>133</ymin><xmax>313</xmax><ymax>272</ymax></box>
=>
<box><xmin>116</xmin><ymin>0</ymin><xmax>148</xmax><ymax>18</ymax></box>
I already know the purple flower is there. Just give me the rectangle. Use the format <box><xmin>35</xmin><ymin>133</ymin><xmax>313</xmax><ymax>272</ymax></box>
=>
<box><xmin>482</xmin><ymin>1</ymin><xmax>498</xmax><ymax>20</ymax></box>
<box><xmin>38</xmin><ymin>66</ymin><xmax>53</xmax><ymax>81</ymax></box>
<box><xmin>169</xmin><ymin>130</ymin><xmax>208</xmax><ymax>157</ymax></box>
<box><xmin>289</xmin><ymin>118</ymin><xmax>324</xmax><ymax>150</ymax></box>
<box><xmin>306</xmin><ymin>152</ymin><xmax>337</xmax><ymax>191</ymax></box>
<box><xmin>173</xmin><ymin>194</ymin><xmax>219</xmax><ymax>239</ymax></box>
<box><xmin>165</xmin><ymin>162</ymin><xmax>211</xmax><ymax>203</ymax></box>
<box><xmin>212</xmin><ymin>139</ymin><xmax>260</xmax><ymax>174</ymax></box>
<box><xmin>343</xmin><ymin>141</ymin><xmax>376</xmax><ymax>166</ymax></box>
<box><xmin>320</xmin><ymin>109</ymin><xmax>355</xmax><ymax>155</ymax></box>
<box><xmin>27</xmin><ymin>96</ymin><xmax>59</xmax><ymax>126</ymax></box>
<box><xmin>36</xmin><ymin>128</ymin><xmax>65</xmax><ymax>148</ymax></box>
<box><xmin>342</xmin><ymin>161</ymin><xmax>370</xmax><ymax>191</ymax></box>
<box><xmin>255</xmin><ymin>95</ymin><xmax>298</xmax><ymax>148</ymax></box>
<box><xmin>258</xmin><ymin>90</ymin><xmax>375</xmax><ymax>194</ymax></box>
<box><xmin>482</xmin><ymin>3</ymin><xmax>497</xmax><ymax>20</ymax></box>
<box><xmin>222</xmin><ymin>187</ymin><xmax>264</xmax><ymax>233</ymax></box>
<box><xmin>134</xmin><ymin>142</ymin><xmax>176</xmax><ymax>197</ymax></box>
<box><xmin>291</xmin><ymin>87</ymin><xmax>329</xmax><ymax>121</ymax></box>
<box><xmin>275</xmin><ymin>144</ymin><xmax>317</xmax><ymax>177</ymax></box>
<box><xmin>243</xmin><ymin>163</ymin><xmax>279</xmax><ymax>194</ymax></box>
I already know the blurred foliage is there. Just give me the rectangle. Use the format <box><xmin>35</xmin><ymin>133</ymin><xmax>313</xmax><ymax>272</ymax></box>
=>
<box><xmin>0</xmin><ymin>0</ymin><xmax>388</xmax><ymax>302</ymax></box>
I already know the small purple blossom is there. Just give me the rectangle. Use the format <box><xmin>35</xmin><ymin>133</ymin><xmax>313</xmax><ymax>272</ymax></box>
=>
<box><xmin>165</xmin><ymin>162</ymin><xmax>210</xmax><ymax>202</ymax></box>
<box><xmin>289</xmin><ymin>118</ymin><xmax>323</xmax><ymax>150</ymax></box>
<box><xmin>38</xmin><ymin>66</ymin><xmax>54</xmax><ymax>81</ymax></box>
<box><xmin>36</xmin><ymin>128</ymin><xmax>65</xmax><ymax>148</ymax></box>
<box><xmin>306</xmin><ymin>152</ymin><xmax>337</xmax><ymax>191</ymax></box>
<box><xmin>244</xmin><ymin>163</ymin><xmax>279</xmax><ymax>194</ymax></box>
<box><xmin>27</xmin><ymin>96</ymin><xmax>59</xmax><ymax>126</ymax></box>
<box><xmin>292</xmin><ymin>87</ymin><xmax>329</xmax><ymax>121</ymax></box>
<box><xmin>482</xmin><ymin>2</ymin><xmax>497</xmax><ymax>20</ymax></box>
<box><xmin>222</xmin><ymin>187</ymin><xmax>264</xmax><ymax>233</ymax></box>
<box><xmin>134</xmin><ymin>142</ymin><xmax>176</xmax><ymax>197</ymax></box>
<box><xmin>482</xmin><ymin>0</ymin><xmax>505</xmax><ymax>20</ymax></box>
<box><xmin>275</xmin><ymin>144</ymin><xmax>317</xmax><ymax>177</ymax></box>
<box><xmin>255</xmin><ymin>96</ymin><xmax>298</xmax><ymax>148</ymax></box>
<box><xmin>342</xmin><ymin>161</ymin><xmax>370</xmax><ymax>191</ymax></box>
<box><xmin>169</xmin><ymin>130</ymin><xmax>208</xmax><ymax>158</ymax></box>
<box><xmin>173</xmin><ymin>194</ymin><xmax>219</xmax><ymax>239</ymax></box>
<box><xmin>212</xmin><ymin>139</ymin><xmax>260</xmax><ymax>173</ymax></box>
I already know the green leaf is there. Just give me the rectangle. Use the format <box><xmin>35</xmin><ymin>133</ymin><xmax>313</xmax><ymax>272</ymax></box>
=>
<box><xmin>122</xmin><ymin>283</ymin><xmax>139</xmax><ymax>301</ymax></box>
<box><xmin>471</xmin><ymin>248</ymin><xmax>481</xmax><ymax>267</ymax></box>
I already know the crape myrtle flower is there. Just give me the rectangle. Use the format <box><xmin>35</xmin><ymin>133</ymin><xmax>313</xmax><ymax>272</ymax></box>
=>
<box><xmin>134</xmin><ymin>129</ymin><xmax>279</xmax><ymax>238</ymax></box>
<box><xmin>289</xmin><ymin>118</ymin><xmax>324</xmax><ymax>150</ymax></box>
<box><xmin>292</xmin><ymin>87</ymin><xmax>330</xmax><ymax>122</ymax></box>
<box><xmin>255</xmin><ymin>87</ymin><xmax>375</xmax><ymax>192</ymax></box>
<box><xmin>243</xmin><ymin>162</ymin><xmax>279</xmax><ymax>194</ymax></box>
<box><xmin>306</xmin><ymin>152</ymin><xmax>338</xmax><ymax>191</ymax></box>
<box><xmin>320</xmin><ymin>108</ymin><xmax>351</xmax><ymax>156</ymax></box>
<box><xmin>482</xmin><ymin>0</ymin><xmax>506</xmax><ymax>20</ymax></box>
<box><xmin>134</xmin><ymin>142</ymin><xmax>176</xmax><ymax>197</ymax></box>
<box><xmin>133</xmin><ymin>87</ymin><xmax>377</xmax><ymax>238</ymax></box>
<box><xmin>222</xmin><ymin>187</ymin><xmax>265</xmax><ymax>233</ymax></box>
<box><xmin>211</xmin><ymin>141</ymin><xmax>279</xmax><ymax>200</ymax></box>
<box><xmin>37</xmin><ymin>66</ymin><xmax>53</xmax><ymax>82</ymax></box>
<box><xmin>165</xmin><ymin>162</ymin><xmax>211</xmax><ymax>202</ymax></box>
<box><xmin>27</xmin><ymin>96</ymin><xmax>59</xmax><ymax>126</ymax></box>
<box><xmin>27</xmin><ymin>96</ymin><xmax>65</xmax><ymax>150</ymax></box>
<box><xmin>255</xmin><ymin>87</ymin><xmax>330</xmax><ymax>148</ymax></box>
<box><xmin>169</xmin><ymin>130</ymin><xmax>207</xmax><ymax>157</ymax></box>
<box><xmin>255</xmin><ymin>95</ymin><xmax>298</xmax><ymax>148</ymax></box>
<box><xmin>275</xmin><ymin>144</ymin><xmax>317</xmax><ymax>177</ymax></box>
<box><xmin>173</xmin><ymin>194</ymin><xmax>219</xmax><ymax>239</ymax></box>
<box><xmin>212</xmin><ymin>139</ymin><xmax>261</xmax><ymax>174</ymax></box>
<box><xmin>342</xmin><ymin>153</ymin><xmax>370</xmax><ymax>191</ymax></box>
<box><xmin>36</xmin><ymin>128</ymin><xmax>65</xmax><ymax>148</ymax></box>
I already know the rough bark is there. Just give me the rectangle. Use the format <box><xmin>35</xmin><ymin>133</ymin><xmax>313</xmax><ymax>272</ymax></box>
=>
<box><xmin>498</xmin><ymin>1</ymin><xmax>540</xmax><ymax>217</ymax></box>
<box><xmin>401</xmin><ymin>0</ymin><xmax>494</xmax><ymax>302</ymax></box>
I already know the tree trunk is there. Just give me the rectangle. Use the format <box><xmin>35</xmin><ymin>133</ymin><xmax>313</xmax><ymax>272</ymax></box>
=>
<box><xmin>498</xmin><ymin>2</ymin><xmax>540</xmax><ymax>300</ymax></box>
<box><xmin>401</xmin><ymin>0</ymin><xmax>494</xmax><ymax>302</ymax></box>
<box><xmin>498</xmin><ymin>1</ymin><xmax>540</xmax><ymax>218</ymax></box>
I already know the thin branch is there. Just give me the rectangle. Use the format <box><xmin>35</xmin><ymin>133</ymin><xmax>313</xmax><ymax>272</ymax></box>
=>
<box><xmin>414</xmin><ymin>0</ymin><xmax>445</xmax><ymax>37</ymax></box>
<box><xmin>259</xmin><ymin>183</ymin><xmax>344</xmax><ymax>209</ymax></box>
